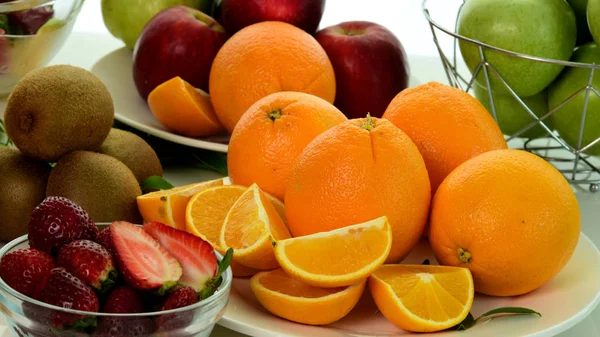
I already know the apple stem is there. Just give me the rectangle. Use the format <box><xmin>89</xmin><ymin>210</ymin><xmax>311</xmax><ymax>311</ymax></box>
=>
<box><xmin>361</xmin><ymin>113</ymin><xmax>375</xmax><ymax>131</ymax></box>
<box><xmin>268</xmin><ymin>109</ymin><xmax>282</xmax><ymax>121</ymax></box>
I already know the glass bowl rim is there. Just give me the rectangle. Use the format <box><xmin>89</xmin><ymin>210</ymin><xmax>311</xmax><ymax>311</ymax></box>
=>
<box><xmin>0</xmin><ymin>233</ymin><xmax>233</xmax><ymax>318</ymax></box>
<box><xmin>0</xmin><ymin>0</ymin><xmax>84</xmax><ymax>37</ymax></box>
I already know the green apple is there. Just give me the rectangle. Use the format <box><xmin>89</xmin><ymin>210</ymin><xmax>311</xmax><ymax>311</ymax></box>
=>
<box><xmin>101</xmin><ymin>0</ymin><xmax>212</xmax><ymax>50</ymax></box>
<box><xmin>474</xmin><ymin>84</ymin><xmax>551</xmax><ymax>139</ymax></box>
<box><xmin>549</xmin><ymin>42</ymin><xmax>600</xmax><ymax>155</ymax></box>
<box><xmin>458</xmin><ymin>0</ymin><xmax>577</xmax><ymax>97</ymax></box>
<box><xmin>568</xmin><ymin>0</ymin><xmax>593</xmax><ymax>45</ymax></box>
<box><xmin>589</xmin><ymin>0</ymin><xmax>600</xmax><ymax>45</ymax></box>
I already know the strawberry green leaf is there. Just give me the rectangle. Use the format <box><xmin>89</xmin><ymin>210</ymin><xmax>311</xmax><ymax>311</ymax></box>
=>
<box><xmin>0</xmin><ymin>119</ymin><xmax>12</xmax><ymax>147</ymax></box>
<box><xmin>141</xmin><ymin>176</ymin><xmax>174</xmax><ymax>194</ymax></box>
<box><xmin>198</xmin><ymin>248</ymin><xmax>233</xmax><ymax>300</ymax></box>
<box><xmin>218</xmin><ymin>248</ymin><xmax>233</xmax><ymax>276</ymax></box>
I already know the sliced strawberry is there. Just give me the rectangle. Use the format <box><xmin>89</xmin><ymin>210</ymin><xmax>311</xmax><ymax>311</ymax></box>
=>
<box><xmin>143</xmin><ymin>221</ymin><xmax>216</xmax><ymax>293</ymax></box>
<box><xmin>110</xmin><ymin>221</ymin><xmax>181</xmax><ymax>294</ymax></box>
<box><xmin>0</xmin><ymin>248</ymin><xmax>55</xmax><ymax>300</ymax></box>
<box><xmin>103</xmin><ymin>286</ymin><xmax>144</xmax><ymax>314</ymax></box>
<box><xmin>43</xmin><ymin>267</ymin><xmax>99</xmax><ymax>329</ymax></box>
<box><xmin>95</xmin><ymin>227</ymin><xmax>116</xmax><ymax>256</ymax></box>
<box><xmin>57</xmin><ymin>240</ymin><xmax>117</xmax><ymax>293</ymax></box>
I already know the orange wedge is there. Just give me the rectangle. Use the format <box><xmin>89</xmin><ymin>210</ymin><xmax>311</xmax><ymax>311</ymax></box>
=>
<box><xmin>136</xmin><ymin>178</ymin><xmax>223</xmax><ymax>230</ymax></box>
<box><xmin>251</xmin><ymin>269</ymin><xmax>365</xmax><ymax>325</ymax></box>
<box><xmin>274</xmin><ymin>216</ymin><xmax>392</xmax><ymax>288</ymax></box>
<box><xmin>369</xmin><ymin>265</ymin><xmax>474</xmax><ymax>332</ymax></box>
<box><xmin>220</xmin><ymin>184</ymin><xmax>291</xmax><ymax>270</ymax></box>
<box><xmin>185</xmin><ymin>184</ymin><xmax>257</xmax><ymax>277</ymax></box>
<box><xmin>147</xmin><ymin>76</ymin><xmax>224</xmax><ymax>137</ymax></box>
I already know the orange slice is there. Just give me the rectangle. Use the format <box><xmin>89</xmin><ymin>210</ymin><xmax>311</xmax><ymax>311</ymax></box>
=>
<box><xmin>274</xmin><ymin>216</ymin><xmax>391</xmax><ymax>288</ymax></box>
<box><xmin>220</xmin><ymin>184</ymin><xmax>291</xmax><ymax>270</ymax></box>
<box><xmin>251</xmin><ymin>269</ymin><xmax>365</xmax><ymax>325</ymax></box>
<box><xmin>369</xmin><ymin>265</ymin><xmax>474</xmax><ymax>332</ymax></box>
<box><xmin>147</xmin><ymin>76</ymin><xmax>224</xmax><ymax>137</ymax></box>
<box><xmin>136</xmin><ymin>178</ymin><xmax>223</xmax><ymax>230</ymax></box>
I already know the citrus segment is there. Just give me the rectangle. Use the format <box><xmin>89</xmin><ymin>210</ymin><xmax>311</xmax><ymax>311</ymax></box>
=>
<box><xmin>251</xmin><ymin>269</ymin><xmax>365</xmax><ymax>325</ymax></box>
<box><xmin>147</xmin><ymin>76</ymin><xmax>224</xmax><ymax>137</ymax></box>
<box><xmin>369</xmin><ymin>265</ymin><xmax>474</xmax><ymax>332</ymax></box>
<box><xmin>274</xmin><ymin>216</ymin><xmax>392</xmax><ymax>288</ymax></box>
<box><xmin>220</xmin><ymin>184</ymin><xmax>291</xmax><ymax>270</ymax></box>
<box><xmin>137</xmin><ymin>178</ymin><xmax>223</xmax><ymax>230</ymax></box>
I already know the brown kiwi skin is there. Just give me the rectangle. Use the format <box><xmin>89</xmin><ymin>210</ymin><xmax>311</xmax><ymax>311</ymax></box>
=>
<box><xmin>46</xmin><ymin>151</ymin><xmax>142</xmax><ymax>223</ymax></box>
<box><xmin>4</xmin><ymin>65</ymin><xmax>114</xmax><ymax>162</ymax></box>
<box><xmin>0</xmin><ymin>147</ymin><xmax>51</xmax><ymax>241</ymax></box>
<box><xmin>100</xmin><ymin>128</ymin><xmax>163</xmax><ymax>184</ymax></box>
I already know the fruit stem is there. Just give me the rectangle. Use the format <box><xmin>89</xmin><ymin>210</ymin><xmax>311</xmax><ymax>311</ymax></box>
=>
<box><xmin>457</xmin><ymin>248</ymin><xmax>472</xmax><ymax>263</ymax></box>
<box><xmin>268</xmin><ymin>109</ymin><xmax>282</xmax><ymax>121</ymax></box>
<box><xmin>361</xmin><ymin>113</ymin><xmax>375</xmax><ymax>131</ymax></box>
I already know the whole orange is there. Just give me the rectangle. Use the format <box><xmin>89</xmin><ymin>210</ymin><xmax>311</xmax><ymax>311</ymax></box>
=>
<box><xmin>382</xmin><ymin>82</ymin><xmax>507</xmax><ymax>194</ymax></box>
<box><xmin>228</xmin><ymin>92</ymin><xmax>347</xmax><ymax>200</ymax></box>
<box><xmin>285</xmin><ymin>116</ymin><xmax>431</xmax><ymax>263</ymax></box>
<box><xmin>209</xmin><ymin>21</ymin><xmax>336</xmax><ymax>133</ymax></box>
<box><xmin>429</xmin><ymin>149</ymin><xmax>580</xmax><ymax>297</ymax></box>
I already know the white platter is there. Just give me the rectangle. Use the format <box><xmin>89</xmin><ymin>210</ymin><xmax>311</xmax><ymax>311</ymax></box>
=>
<box><xmin>89</xmin><ymin>47</ymin><xmax>445</xmax><ymax>154</ymax></box>
<box><xmin>220</xmin><ymin>234</ymin><xmax>600</xmax><ymax>337</ymax></box>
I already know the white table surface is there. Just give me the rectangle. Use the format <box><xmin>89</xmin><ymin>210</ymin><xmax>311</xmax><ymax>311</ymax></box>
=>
<box><xmin>0</xmin><ymin>1</ymin><xmax>599</xmax><ymax>336</ymax></box>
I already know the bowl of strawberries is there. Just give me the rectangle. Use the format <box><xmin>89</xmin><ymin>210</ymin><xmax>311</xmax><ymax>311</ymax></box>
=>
<box><xmin>0</xmin><ymin>196</ymin><xmax>232</xmax><ymax>337</ymax></box>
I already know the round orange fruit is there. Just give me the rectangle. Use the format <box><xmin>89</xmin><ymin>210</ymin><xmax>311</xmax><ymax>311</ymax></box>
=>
<box><xmin>429</xmin><ymin>149</ymin><xmax>580</xmax><ymax>297</ymax></box>
<box><xmin>285</xmin><ymin>116</ymin><xmax>431</xmax><ymax>263</ymax></box>
<box><xmin>382</xmin><ymin>82</ymin><xmax>507</xmax><ymax>194</ymax></box>
<box><xmin>209</xmin><ymin>21</ymin><xmax>336</xmax><ymax>133</ymax></box>
<box><xmin>228</xmin><ymin>91</ymin><xmax>347</xmax><ymax>200</ymax></box>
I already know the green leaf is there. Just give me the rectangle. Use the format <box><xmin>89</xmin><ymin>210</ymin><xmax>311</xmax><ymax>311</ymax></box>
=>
<box><xmin>0</xmin><ymin>119</ymin><xmax>12</xmax><ymax>147</ymax></box>
<box><xmin>422</xmin><ymin>259</ymin><xmax>430</xmax><ymax>265</ymax></box>
<box><xmin>141</xmin><ymin>176</ymin><xmax>174</xmax><ymax>194</ymax></box>
<box><xmin>198</xmin><ymin>248</ymin><xmax>233</xmax><ymax>300</ymax></box>
<box><xmin>71</xmin><ymin>316</ymin><xmax>97</xmax><ymax>330</ymax></box>
<box><xmin>191</xmin><ymin>151</ymin><xmax>228</xmax><ymax>176</ymax></box>
<box><xmin>0</xmin><ymin>15</ymin><xmax>9</xmax><ymax>33</ymax></box>
<box><xmin>455</xmin><ymin>312</ymin><xmax>475</xmax><ymax>330</ymax></box>
<box><xmin>98</xmin><ymin>270</ymin><xmax>118</xmax><ymax>295</ymax></box>
<box><xmin>218</xmin><ymin>248</ymin><xmax>233</xmax><ymax>276</ymax></box>
<box><xmin>455</xmin><ymin>307</ymin><xmax>541</xmax><ymax>331</ymax></box>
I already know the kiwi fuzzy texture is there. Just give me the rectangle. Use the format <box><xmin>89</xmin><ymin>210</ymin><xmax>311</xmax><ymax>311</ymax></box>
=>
<box><xmin>4</xmin><ymin>65</ymin><xmax>114</xmax><ymax>162</ymax></box>
<box><xmin>0</xmin><ymin>147</ymin><xmax>51</xmax><ymax>241</ymax></box>
<box><xmin>100</xmin><ymin>128</ymin><xmax>163</xmax><ymax>184</ymax></box>
<box><xmin>46</xmin><ymin>151</ymin><xmax>142</xmax><ymax>223</ymax></box>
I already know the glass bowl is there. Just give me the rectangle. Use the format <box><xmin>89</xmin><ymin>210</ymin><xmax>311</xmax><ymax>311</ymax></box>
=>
<box><xmin>0</xmin><ymin>234</ymin><xmax>233</xmax><ymax>337</ymax></box>
<box><xmin>0</xmin><ymin>0</ymin><xmax>83</xmax><ymax>97</ymax></box>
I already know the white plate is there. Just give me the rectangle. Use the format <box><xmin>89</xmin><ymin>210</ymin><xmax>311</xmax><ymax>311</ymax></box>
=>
<box><xmin>89</xmin><ymin>47</ymin><xmax>442</xmax><ymax>154</ymax></box>
<box><xmin>220</xmin><ymin>234</ymin><xmax>600</xmax><ymax>337</ymax></box>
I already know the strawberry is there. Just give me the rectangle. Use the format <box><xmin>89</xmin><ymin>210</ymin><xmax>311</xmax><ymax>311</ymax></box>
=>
<box><xmin>103</xmin><ymin>286</ymin><xmax>144</xmax><ymax>314</ymax></box>
<box><xmin>43</xmin><ymin>267</ymin><xmax>99</xmax><ymax>329</ymax></box>
<box><xmin>110</xmin><ymin>221</ymin><xmax>182</xmax><ymax>294</ymax></box>
<box><xmin>28</xmin><ymin>197</ymin><xmax>99</xmax><ymax>255</ymax></box>
<box><xmin>93</xmin><ymin>317</ymin><xmax>155</xmax><ymax>337</ymax></box>
<box><xmin>155</xmin><ymin>286</ymin><xmax>198</xmax><ymax>331</ymax></box>
<box><xmin>142</xmin><ymin>222</ymin><xmax>217</xmax><ymax>293</ymax></box>
<box><xmin>57</xmin><ymin>240</ymin><xmax>117</xmax><ymax>293</ymax></box>
<box><xmin>0</xmin><ymin>248</ymin><xmax>55</xmax><ymax>300</ymax></box>
<box><xmin>95</xmin><ymin>227</ymin><xmax>116</xmax><ymax>256</ymax></box>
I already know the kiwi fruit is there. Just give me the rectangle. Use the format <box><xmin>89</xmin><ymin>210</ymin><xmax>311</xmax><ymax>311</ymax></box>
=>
<box><xmin>4</xmin><ymin>65</ymin><xmax>114</xmax><ymax>162</ymax></box>
<box><xmin>100</xmin><ymin>128</ymin><xmax>163</xmax><ymax>184</ymax></box>
<box><xmin>0</xmin><ymin>147</ymin><xmax>51</xmax><ymax>241</ymax></box>
<box><xmin>46</xmin><ymin>151</ymin><xmax>141</xmax><ymax>223</ymax></box>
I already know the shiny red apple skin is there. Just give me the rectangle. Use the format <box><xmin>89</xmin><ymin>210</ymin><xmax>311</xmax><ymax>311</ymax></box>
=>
<box><xmin>315</xmin><ymin>21</ymin><xmax>409</xmax><ymax>119</ymax></box>
<box><xmin>133</xmin><ymin>6</ymin><xmax>228</xmax><ymax>100</ymax></box>
<box><xmin>220</xmin><ymin>0</ymin><xmax>325</xmax><ymax>35</ymax></box>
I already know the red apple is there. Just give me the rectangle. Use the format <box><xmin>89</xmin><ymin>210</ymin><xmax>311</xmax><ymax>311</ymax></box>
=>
<box><xmin>133</xmin><ymin>6</ymin><xmax>227</xmax><ymax>100</ymax></box>
<box><xmin>220</xmin><ymin>0</ymin><xmax>325</xmax><ymax>35</ymax></box>
<box><xmin>315</xmin><ymin>21</ymin><xmax>409</xmax><ymax>119</ymax></box>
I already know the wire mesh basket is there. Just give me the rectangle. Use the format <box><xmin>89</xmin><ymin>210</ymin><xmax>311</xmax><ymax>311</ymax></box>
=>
<box><xmin>422</xmin><ymin>0</ymin><xmax>600</xmax><ymax>192</ymax></box>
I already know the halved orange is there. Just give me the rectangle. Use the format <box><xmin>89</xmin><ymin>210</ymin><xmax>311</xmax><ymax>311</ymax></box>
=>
<box><xmin>369</xmin><ymin>265</ymin><xmax>474</xmax><ymax>332</ymax></box>
<box><xmin>185</xmin><ymin>184</ymin><xmax>258</xmax><ymax>277</ymax></box>
<box><xmin>274</xmin><ymin>216</ymin><xmax>392</xmax><ymax>288</ymax></box>
<box><xmin>147</xmin><ymin>76</ymin><xmax>224</xmax><ymax>137</ymax></box>
<box><xmin>220</xmin><ymin>184</ymin><xmax>291</xmax><ymax>270</ymax></box>
<box><xmin>137</xmin><ymin>178</ymin><xmax>223</xmax><ymax>230</ymax></box>
<box><xmin>251</xmin><ymin>269</ymin><xmax>365</xmax><ymax>325</ymax></box>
